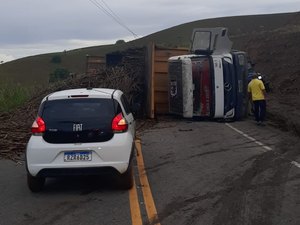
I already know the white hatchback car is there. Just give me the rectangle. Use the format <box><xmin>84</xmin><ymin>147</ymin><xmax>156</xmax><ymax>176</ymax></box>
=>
<box><xmin>26</xmin><ymin>88</ymin><xmax>135</xmax><ymax>192</ymax></box>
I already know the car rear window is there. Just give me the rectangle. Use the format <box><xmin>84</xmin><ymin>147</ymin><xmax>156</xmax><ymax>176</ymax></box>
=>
<box><xmin>42</xmin><ymin>98</ymin><xmax>114</xmax><ymax>121</ymax></box>
<box><xmin>41</xmin><ymin>98</ymin><xmax>117</xmax><ymax>144</ymax></box>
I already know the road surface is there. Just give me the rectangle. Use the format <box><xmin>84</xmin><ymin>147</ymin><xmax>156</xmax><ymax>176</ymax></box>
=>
<box><xmin>1</xmin><ymin>117</ymin><xmax>300</xmax><ymax>225</ymax></box>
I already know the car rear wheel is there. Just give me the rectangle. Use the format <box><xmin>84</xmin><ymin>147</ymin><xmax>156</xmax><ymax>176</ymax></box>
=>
<box><xmin>27</xmin><ymin>174</ymin><xmax>45</xmax><ymax>192</ymax></box>
<box><xmin>117</xmin><ymin>162</ymin><xmax>133</xmax><ymax>190</ymax></box>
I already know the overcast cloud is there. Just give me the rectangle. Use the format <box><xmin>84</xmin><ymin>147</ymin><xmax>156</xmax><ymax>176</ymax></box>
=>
<box><xmin>0</xmin><ymin>0</ymin><xmax>299</xmax><ymax>62</ymax></box>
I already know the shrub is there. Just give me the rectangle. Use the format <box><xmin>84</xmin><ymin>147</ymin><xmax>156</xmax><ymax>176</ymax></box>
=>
<box><xmin>115</xmin><ymin>39</ymin><xmax>125</xmax><ymax>45</ymax></box>
<box><xmin>50</xmin><ymin>55</ymin><xmax>62</xmax><ymax>64</ymax></box>
<box><xmin>49</xmin><ymin>68</ymin><xmax>70</xmax><ymax>83</ymax></box>
<box><xmin>0</xmin><ymin>82</ymin><xmax>32</xmax><ymax>112</ymax></box>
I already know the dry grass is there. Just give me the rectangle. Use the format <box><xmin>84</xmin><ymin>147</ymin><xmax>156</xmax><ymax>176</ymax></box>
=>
<box><xmin>0</xmin><ymin>82</ymin><xmax>32</xmax><ymax>112</ymax></box>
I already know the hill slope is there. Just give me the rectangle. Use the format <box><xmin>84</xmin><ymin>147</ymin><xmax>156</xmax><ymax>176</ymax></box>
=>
<box><xmin>1</xmin><ymin>11</ymin><xmax>300</xmax><ymax>161</ymax></box>
<box><xmin>0</xmin><ymin>11</ymin><xmax>299</xmax><ymax>86</ymax></box>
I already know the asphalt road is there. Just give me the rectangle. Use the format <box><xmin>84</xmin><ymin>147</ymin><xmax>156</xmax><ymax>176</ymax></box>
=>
<box><xmin>1</xmin><ymin>117</ymin><xmax>300</xmax><ymax>225</ymax></box>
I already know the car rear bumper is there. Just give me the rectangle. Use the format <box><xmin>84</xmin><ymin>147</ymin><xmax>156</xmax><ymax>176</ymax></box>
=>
<box><xmin>35</xmin><ymin>165</ymin><xmax>125</xmax><ymax>178</ymax></box>
<box><xmin>26</xmin><ymin>133</ymin><xmax>134</xmax><ymax>177</ymax></box>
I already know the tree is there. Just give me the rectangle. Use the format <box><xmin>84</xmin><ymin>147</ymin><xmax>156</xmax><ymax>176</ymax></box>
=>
<box><xmin>115</xmin><ymin>39</ymin><xmax>126</xmax><ymax>45</ymax></box>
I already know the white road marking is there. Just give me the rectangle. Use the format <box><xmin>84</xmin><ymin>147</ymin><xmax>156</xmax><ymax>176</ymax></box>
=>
<box><xmin>225</xmin><ymin>123</ymin><xmax>273</xmax><ymax>151</ymax></box>
<box><xmin>225</xmin><ymin>123</ymin><xmax>300</xmax><ymax>169</ymax></box>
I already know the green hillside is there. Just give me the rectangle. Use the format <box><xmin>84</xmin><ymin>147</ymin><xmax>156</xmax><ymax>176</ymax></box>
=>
<box><xmin>0</xmin><ymin>11</ymin><xmax>299</xmax><ymax>86</ymax></box>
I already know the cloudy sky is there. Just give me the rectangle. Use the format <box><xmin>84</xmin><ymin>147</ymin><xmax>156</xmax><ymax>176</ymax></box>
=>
<box><xmin>0</xmin><ymin>0</ymin><xmax>299</xmax><ymax>62</ymax></box>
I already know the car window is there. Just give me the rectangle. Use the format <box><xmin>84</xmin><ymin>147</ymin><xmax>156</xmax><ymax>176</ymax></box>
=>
<box><xmin>121</xmin><ymin>95</ymin><xmax>131</xmax><ymax>115</ymax></box>
<box><xmin>42</xmin><ymin>98</ymin><xmax>114</xmax><ymax>121</ymax></box>
<box><xmin>41</xmin><ymin>98</ymin><xmax>116</xmax><ymax>144</ymax></box>
<box><xmin>113</xmin><ymin>99</ymin><xmax>122</xmax><ymax>114</ymax></box>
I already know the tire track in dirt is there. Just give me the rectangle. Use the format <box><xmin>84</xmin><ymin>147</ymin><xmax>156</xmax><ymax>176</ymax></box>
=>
<box><xmin>212</xmin><ymin>151</ymin><xmax>291</xmax><ymax>225</ymax></box>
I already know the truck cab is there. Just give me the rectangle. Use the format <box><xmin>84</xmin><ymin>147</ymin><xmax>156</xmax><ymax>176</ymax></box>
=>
<box><xmin>168</xmin><ymin>27</ymin><xmax>248</xmax><ymax>120</ymax></box>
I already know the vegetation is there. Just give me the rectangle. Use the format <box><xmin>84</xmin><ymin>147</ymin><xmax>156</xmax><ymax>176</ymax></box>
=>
<box><xmin>0</xmin><ymin>82</ymin><xmax>32</xmax><ymax>112</ymax></box>
<box><xmin>49</xmin><ymin>68</ymin><xmax>70</xmax><ymax>83</ymax></box>
<box><xmin>50</xmin><ymin>55</ymin><xmax>62</xmax><ymax>64</ymax></box>
<box><xmin>115</xmin><ymin>39</ymin><xmax>126</xmax><ymax>44</ymax></box>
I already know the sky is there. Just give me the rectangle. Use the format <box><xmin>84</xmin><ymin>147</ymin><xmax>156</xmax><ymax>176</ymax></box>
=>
<box><xmin>0</xmin><ymin>0</ymin><xmax>299</xmax><ymax>62</ymax></box>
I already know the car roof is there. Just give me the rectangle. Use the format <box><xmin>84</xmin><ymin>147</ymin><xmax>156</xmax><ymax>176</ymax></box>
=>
<box><xmin>42</xmin><ymin>88</ymin><xmax>123</xmax><ymax>102</ymax></box>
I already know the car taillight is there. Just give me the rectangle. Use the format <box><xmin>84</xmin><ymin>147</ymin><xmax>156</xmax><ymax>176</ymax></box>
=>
<box><xmin>112</xmin><ymin>113</ymin><xmax>128</xmax><ymax>133</ymax></box>
<box><xmin>31</xmin><ymin>117</ymin><xmax>46</xmax><ymax>134</ymax></box>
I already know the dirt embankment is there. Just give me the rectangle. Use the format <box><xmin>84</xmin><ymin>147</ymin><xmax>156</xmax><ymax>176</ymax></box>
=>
<box><xmin>232</xmin><ymin>12</ymin><xmax>300</xmax><ymax>135</ymax></box>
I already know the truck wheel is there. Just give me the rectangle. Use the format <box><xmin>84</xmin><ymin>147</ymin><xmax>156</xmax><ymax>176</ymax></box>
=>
<box><xmin>117</xmin><ymin>162</ymin><xmax>133</xmax><ymax>190</ymax></box>
<box><xmin>27</xmin><ymin>173</ymin><xmax>45</xmax><ymax>192</ymax></box>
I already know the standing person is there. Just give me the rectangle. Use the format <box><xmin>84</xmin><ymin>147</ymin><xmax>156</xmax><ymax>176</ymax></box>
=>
<box><xmin>248</xmin><ymin>73</ymin><xmax>267</xmax><ymax>126</ymax></box>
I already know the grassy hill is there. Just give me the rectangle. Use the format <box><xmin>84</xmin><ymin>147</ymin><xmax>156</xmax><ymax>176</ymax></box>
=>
<box><xmin>0</xmin><ymin>11</ymin><xmax>299</xmax><ymax>86</ymax></box>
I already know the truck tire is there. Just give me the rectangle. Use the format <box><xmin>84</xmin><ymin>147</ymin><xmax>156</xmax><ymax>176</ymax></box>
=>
<box><xmin>27</xmin><ymin>173</ymin><xmax>45</xmax><ymax>192</ymax></box>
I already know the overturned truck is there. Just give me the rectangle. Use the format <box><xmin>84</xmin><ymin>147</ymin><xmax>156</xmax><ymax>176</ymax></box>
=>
<box><xmin>168</xmin><ymin>28</ymin><xmax>248</xmax><ymax>120</ymax></box>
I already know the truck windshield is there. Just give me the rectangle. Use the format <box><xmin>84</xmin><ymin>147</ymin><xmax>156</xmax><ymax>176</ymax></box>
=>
<box><xmin>192</xmin><ymin>31</ymin><xmax>211</xmax><ymax>52</ymax></box>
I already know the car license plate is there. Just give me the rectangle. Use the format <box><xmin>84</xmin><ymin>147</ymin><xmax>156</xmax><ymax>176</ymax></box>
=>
<box><xmin>64</xmin><ymin>151</ymin><xmax>92</xmax><ymax>162</ymax></box>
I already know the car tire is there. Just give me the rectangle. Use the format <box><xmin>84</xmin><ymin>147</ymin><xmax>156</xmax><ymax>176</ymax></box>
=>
<box><xmin>117</xmin><ymin>161</ymin><xmax>133</xmax><ymax>190</ymax></box>
<box><xmin>27</xmin><ymin>174</ymin><xmax>45</xmax><ymax>192</ymax></box>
